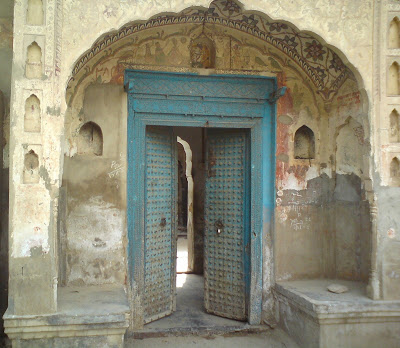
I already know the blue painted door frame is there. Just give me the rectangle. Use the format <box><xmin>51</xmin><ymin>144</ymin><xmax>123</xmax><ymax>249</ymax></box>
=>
<box><xmin>125</xmin><ymin>70</ymin><xmax>276</xmax><ymax>325</ymax></box>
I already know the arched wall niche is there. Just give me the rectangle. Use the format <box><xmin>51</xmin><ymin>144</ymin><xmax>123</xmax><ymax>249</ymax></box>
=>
<box><xmin>24</xmin><ymin>94</ymin><xmax>41</xmax><ymax>133</ymax></box>
<box><xmin>388</xmin><ymin>62</ymin><xmax>400</xmax><ymax>95</ymax></box>
<box><xmin>294</xmin><ymin>125</ymin><xmax>315</xmax><ymax>160</ymax></box>
<box><xmin>388</xmin><ymin>156</ymin><xmax>400</xmax><ymax>186</ymax></box>
<box><xmin>390</xmin><ymin>157</ymin><xmax>400</xmax><ymax>186</ymax></box>
<box><xmin>60</xmin><ymin>0</ymin><xmax>371</xmax><ymax>289</ymax></box>
<box><xmin>23</xmin><ymin>150</ymin><xmax>39</xmax><ymax>184</ymax></box>
<box><xmin>26</xmin><ymin>42</ymin><xmax>42</xmax><ymax>79</ymax></box>
<box><xmin>77</xmin><ymin>121</ymin><xmax>103</xmax><ymax>156</ymax></box>
<box><xmin>389</xmin><ymin>17</ymin><xmax>400</xmax><ymax>49</ymax></box>
<box><xmin>390</xmin><ymin>108</ymin><xmax>400</xmax><ymax>143</ymax></box>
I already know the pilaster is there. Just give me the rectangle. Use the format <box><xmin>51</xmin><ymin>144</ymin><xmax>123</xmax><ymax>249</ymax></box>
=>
<box><xmin>7</xmin><ymin>0</ymin><xmax>63</xmax><ymax>315</ymax></box>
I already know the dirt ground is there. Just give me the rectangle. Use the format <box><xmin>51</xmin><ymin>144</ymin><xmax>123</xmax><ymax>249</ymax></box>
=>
<box><xmin>127</xmin><ymin>329</ymin><xmax>300</xmax><ymax>348</ymax></box>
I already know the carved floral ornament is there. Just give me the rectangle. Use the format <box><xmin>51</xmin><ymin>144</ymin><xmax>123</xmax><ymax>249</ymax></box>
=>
<box><xmin>68</xmin><ymin>0</ymin><xmax>355</xmax><ymax>103</ymax></box>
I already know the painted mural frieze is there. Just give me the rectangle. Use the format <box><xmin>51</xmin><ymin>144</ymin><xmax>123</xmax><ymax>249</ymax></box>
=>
<box><xmin>68</xmin><ymin>0</ymin><xmax>353</xmax><ymax>103</ymax></box>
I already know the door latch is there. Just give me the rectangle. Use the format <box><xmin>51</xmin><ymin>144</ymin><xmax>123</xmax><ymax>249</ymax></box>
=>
<box><xmin>160</xmin><ymin>217</ymin><xmax>166</xmax><ymax>227</ymax></box>
<box><xmin>214</xmin><ymin>220</ymin><xmax>224</xmax><ymax>234</ymax></box>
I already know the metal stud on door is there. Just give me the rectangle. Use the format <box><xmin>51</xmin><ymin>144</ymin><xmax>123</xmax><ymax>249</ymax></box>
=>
<box><xmin>144</xmin><ymin>126</ymin><xmax>177</xmax><ymax>324</ymax></box>
<box><xmin>204</xmin><ymin>129</ymin><xmax>250</xmax><ymax>321</ymax></box>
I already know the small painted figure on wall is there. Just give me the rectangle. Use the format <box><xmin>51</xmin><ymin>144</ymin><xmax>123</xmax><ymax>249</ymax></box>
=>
<box><xmin>190</xmin><ymin>33</ymin><xmax>216</xmax><ymax>68</ymax></box>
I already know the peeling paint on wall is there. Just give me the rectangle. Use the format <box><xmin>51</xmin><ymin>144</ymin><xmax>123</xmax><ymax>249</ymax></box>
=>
<box><xmin>66</xmin><ymin>196</ymin><xmax>125</xmax><ymax>285</ymax></box>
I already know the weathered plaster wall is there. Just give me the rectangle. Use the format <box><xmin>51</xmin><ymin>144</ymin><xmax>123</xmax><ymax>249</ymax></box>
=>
<box><xmin>61</xmin><ymin>84</ymin><xmax>127</xmax><ymax>285</ymax></box>
<box><xmin>0</xmin><ymin>0</ymin><xmax>13</xmax><ymax>336</ymax></box>
<box><xmin>274</xmin><ymin>74</ymin><xmax>371</xmax><ymax>282</ymax></box>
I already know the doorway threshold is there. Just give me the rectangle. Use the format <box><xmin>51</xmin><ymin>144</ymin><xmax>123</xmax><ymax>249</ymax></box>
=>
<box><xmin>130</xmin><ymin>274</ymin><xmax>268</xmax><ymax>338</ymax></box>
<box><xmin>130</xmin><ymin>323</ymin><xmax>269</xmax><ymax>339</ymax></box>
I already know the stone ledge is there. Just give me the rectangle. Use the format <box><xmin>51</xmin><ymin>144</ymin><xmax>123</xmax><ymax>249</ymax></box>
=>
<box><xmin>4</xmin><ymin>314</ymin><xmax>129</xmax><ymax>340</ymax></box>
<box><xmin>274</xmin><ymin>280</ymin><xmax>400</xmax><ymax>348</ymax></box>
<box><xmin>3</xmin><ymin>284</ymin><xmax>130</xmax><ymax>342</ymax></box>
<box><xmin>275</xmin><ymin>280</ymin><xmax>400</xmax><ymax>323</ymax></box>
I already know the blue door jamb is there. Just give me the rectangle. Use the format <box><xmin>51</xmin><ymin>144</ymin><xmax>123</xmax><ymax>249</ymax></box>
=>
<box><xmin>125</xmin><ymin>70</ymin><xmax>277</xmax><ymax>325</ymax></box>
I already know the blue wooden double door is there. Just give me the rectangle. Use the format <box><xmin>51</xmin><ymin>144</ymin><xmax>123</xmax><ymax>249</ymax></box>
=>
<box><xmin>126</xmin><ymin>70</ymin><xmax>275</xmax><ymax>326</ymax></box>
<box><xmin>143</xmin><ymin>126</ymin><xmax>250</xmax><ymax>323</ymax></box>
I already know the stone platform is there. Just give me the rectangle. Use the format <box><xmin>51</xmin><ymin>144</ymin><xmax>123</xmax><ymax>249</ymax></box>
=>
<box><xmin>275</xmin><ymin>279</ymin><xmax>400</xmax><ymax>348</ymax></box>
<box><xmin>3</xmin><ymin>284</ymin><xmax>129</xmax><ymax>348</ymax></box>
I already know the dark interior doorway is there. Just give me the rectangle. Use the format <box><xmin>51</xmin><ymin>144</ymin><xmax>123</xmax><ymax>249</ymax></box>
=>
<box><xmin>175</xmin><ymin>127</ymin><xmax>204</xmax><ymax>275</ymax></box>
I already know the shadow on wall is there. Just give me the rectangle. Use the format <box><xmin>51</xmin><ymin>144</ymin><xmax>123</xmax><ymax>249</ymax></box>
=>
<box><xmin>0</xmin><ymin>0</ymin><xmax>13</xmax><ymax>339</ymax></box>
<box><xmin>0</xmin><ymin>90</ymin><xmax>10</xmax><ymax>340</ymax></box>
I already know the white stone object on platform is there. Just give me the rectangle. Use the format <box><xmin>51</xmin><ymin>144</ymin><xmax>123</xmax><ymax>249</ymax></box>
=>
<box><xmin>327</xmin><ymin>284</ymin><xmax>349</xmax><ymax>294</ymax></box>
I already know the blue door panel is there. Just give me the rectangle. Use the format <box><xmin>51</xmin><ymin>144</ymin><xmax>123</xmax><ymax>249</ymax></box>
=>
<box><xmin>143</xmin><ymin>126</ymin><xmax>177</xmax><ymax>323</ymax></box>
<box><xmin>204</xmin><ymin>129</ymin><xmax>250</xmax><ymax>321</ymax></box>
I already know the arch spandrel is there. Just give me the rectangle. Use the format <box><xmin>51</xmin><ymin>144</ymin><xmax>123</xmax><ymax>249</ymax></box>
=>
<box><xmin>66</xmin><ymin>0</ymin><xmax>359</xmax><ymax>105</ymax></box>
